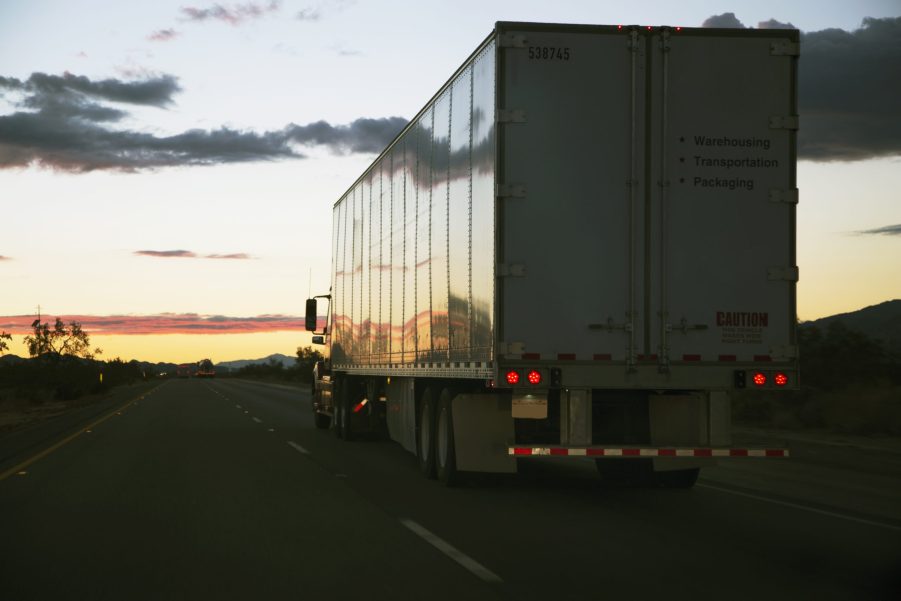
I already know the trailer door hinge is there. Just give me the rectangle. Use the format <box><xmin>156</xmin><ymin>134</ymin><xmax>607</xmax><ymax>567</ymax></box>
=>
<box><xmin>499</xmin><ymin>33</ymin><xmax>528</xmax><ymax>48</ymax></box>
<box><xmin>496</xmin><ymin>183</ymin><xmax>526</xmax><ymax>199</ymax></box>
<box><xmin>768</xmin><ymin>266</ymin><xmax>799</xmax><ymax>282</ymax></box>
<box><xmin>497</xmin><ymin>109</ymin><xmax>527</xmax><ymax>124</ymax></box>
<box><xmin>769</xmin><ymin>115</ymin><xmax>799</xmax><ymax>130</ymax></box>
<box><xmin>498</xmin><ymin>263</ymin><xmax>526</xmax><ymax>277</ymax></box>
<box><xmin>769</xmin><ymin>188</ymin><xmax>799</xmax><ymax>204</ymax></box>
<box><xmin>770</xmin><ymin>41</ymin><xmax>800</xmax><ymax>56</ymax></box>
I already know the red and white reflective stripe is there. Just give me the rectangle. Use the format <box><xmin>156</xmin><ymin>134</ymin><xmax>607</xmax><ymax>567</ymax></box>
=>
<box><xmin>508</xmin><ymin>447</ymin><xmax>789</xmax><ymax>458</ymax></box>
<box><xmin>510</xmin><ymin>354</ymin><xmax>779</xmax><ymax>362</ymax></box>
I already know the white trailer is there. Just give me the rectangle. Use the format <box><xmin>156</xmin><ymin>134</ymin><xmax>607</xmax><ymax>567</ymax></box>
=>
<box><xmin>305</xmin><ymin>22</ymin><xmax>799</xmax><ymax>487</ymax></box>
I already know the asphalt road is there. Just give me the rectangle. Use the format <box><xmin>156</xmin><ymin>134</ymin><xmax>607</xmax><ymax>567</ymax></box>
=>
<box><xmin>1</xmin><ymin>379</ymin><xmax>899</xmax><ymax>600</ymax></box>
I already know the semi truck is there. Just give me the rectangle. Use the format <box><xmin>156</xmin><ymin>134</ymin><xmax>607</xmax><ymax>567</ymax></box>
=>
<box><xmin>305</xmin><ymin>22</ymin><xmax>799</xmax><ymax>487</ymax></box>
<box><xmin>196</xmin><ymin>359</ymin><xmax>216</xmax><ymax>378</ymax></box>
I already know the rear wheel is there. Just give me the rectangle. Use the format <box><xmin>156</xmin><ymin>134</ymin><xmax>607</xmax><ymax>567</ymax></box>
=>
<box><xmin>312</xmin><ymin>387</ymin><xmax>331</xmax><ymax>430</ymax></box>
<box><xmin>417</xmin><ymin>388</ymin><xmax>436</xmax><ymax>478</ymax></box>
<box><xmin>333</xmin><ymin>379</ymin><xmax>346</xmax><ymax>439</ymax></box>
<box><xmin>340</xmin><ymin>382</ymin><xmax>355</xmax><ymax>442</ymax></box>
<box><xmin>435</xmin><ymin>388</ymin><xmax>460</xmax><ymax>486</ymax></box>
<box><xmin>313</xmin><ymin>409</ymin><xmax>330</xmax><ymax>430</ymax></box>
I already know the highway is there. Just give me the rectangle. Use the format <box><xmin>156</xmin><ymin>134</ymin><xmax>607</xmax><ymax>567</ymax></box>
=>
<box><xmin>1</xmin><ymin>379</ymin><xmax>899</xmax><ymax>600</ymax></box>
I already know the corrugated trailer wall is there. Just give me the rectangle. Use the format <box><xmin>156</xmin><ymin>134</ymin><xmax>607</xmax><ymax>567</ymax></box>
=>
<box><xmin>331</xmin><ymin>40</ymin><xmax>497</xmax><ymax>373</ymax></box>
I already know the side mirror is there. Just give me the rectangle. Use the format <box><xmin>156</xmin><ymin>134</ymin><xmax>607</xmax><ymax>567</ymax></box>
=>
<box><xmin>305</xmin><ymin>298</ymin><xmax>318</xmax><ymax>332</ymax></box>
<box><xmin>312</xmin><ymin>335</ymin><xmax>325</xmax><ymax>345</ymax></box>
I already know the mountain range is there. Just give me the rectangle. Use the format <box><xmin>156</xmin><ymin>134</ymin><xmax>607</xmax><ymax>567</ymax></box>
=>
<box><xmin>802</xmin><ymin>299</ymin><xmax>901</xmax><ymax>354</ymax></box>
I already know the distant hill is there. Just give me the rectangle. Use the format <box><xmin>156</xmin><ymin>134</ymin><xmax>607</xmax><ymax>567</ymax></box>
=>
<box><xmin>215</xmin><ymin>353</ymin><xmax>295</xmax><ymax>371</ymax></box>
<box><xmin>803</xmin><ymin>300</ymin><xmax>901</xmax><ymax>354</ymax></box>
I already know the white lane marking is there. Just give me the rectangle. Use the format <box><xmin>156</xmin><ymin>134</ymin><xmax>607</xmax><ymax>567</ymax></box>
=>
<box><xmin>236</xmin><ymin>404</ymin><xmax>242</xmax><ymax>409</ymax></box>
<box><xmin>268</xmin><ymin>428</ymin><xmax>275</xmax><ymax>432</ymax></box>
<box><xmin>287</xmin><ymin>441</ymin><xmax>309</xmax><ymax>455</ymax></box>
<box><xmin>697</xmin><ymin>483</ymin><xmax>901</xmax><ymax>533</ymax></box>
<box><xmin>252</xmin><ymin>417</ymin><xmax>262</xmax><ymax>423</ymax></box>
<box><xmin>400</xmin><ymin>519</ymin><xmax>503</xmax><ymax>583</ymax></box>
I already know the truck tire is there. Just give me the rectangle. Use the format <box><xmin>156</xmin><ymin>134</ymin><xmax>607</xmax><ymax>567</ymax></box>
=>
<box><xmin>313</xmin><ymin>409</ymin><xmax>330</xmax><ymax>430</ymax></box>
<box><xmin>340</xmin><ymin>386</ymin><xmax>355</xmax><ymax>442</ymax></box>
<box><xmin>333</xmin><ymin>379</ymin><xmax>347</xmax><ymax>439</ymax></box>
<box><xmin>653</xmin><ymin>468</ymin><xmax>699</xmax><ymax>489</ymax></box>
<box><xmin>435</xmin><ymin>388</ymin><xmax>460</xmax><ymax>486</ymax></box>
<box><xmin>417</xmin><ymin>388</ymin><xmax>436</xmax><ymax>478</ymax></box>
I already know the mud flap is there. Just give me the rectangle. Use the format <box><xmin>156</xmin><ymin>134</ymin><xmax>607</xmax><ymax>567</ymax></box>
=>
<box><xmin>649</xmin><ymin>392</ymin><xmax>720</xmax><ymax>472</ymax></box>
<box><xmin>452</xmin><ymin>393</ymin><xmax>516</xmax><ymax>473</ymax></box>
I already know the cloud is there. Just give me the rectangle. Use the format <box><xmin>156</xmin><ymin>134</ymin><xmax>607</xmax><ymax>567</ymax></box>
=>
<box><xmin>204</xmin><ymin>253</ymin><xmax>253</xmax><ymax>259</ymax></box>
<box><xmin>0</xmin><ymin>72</ymin><xmax>180</xmax><ymax>108</ymax></box>
<box><xmin>134</xmin><ymin>250</ymin><xmax>254</xmax><ymax>259</ymax></box>
<box><xmin>148</xmin><ymin>29</ymin><xmax>180</xmax><ymax>42</ymax></box>
<box><xmin>702</xmin><ymin>13</ymin><xmax>746</xmax><ymax>28</ymax></box>
<box><xmin>0</xmin><ymin>71</ymin><xmax>406</xmax><ymax>171</ymax></box>
<box><xmin>698</xmin><ymin>16</ymin><xmax>901</xmax><ymax>162</ymax></box>
<box><xmin>758</xmin><ymin>19</ymin><xmax>796</xmax><ymax>30</ymax></box>
<box><xmin>800</xmin><ymin>17</ymin><xmax>901</xmax><ymax>161</ymax></box>
<box><xmin>286</xmin><ymin>117</ymin><xmax>407</xmax><ymax>153</ymax></box>
<box><xmin>180</xmin><ymin>1</ymin><xmax>280</xmax><ymax>26</ymax></box>
<box><xmin>296</xmin><ymin>7</ymin><xmax>321</xmax><ymax>21</ymax></box>
<box><xmin>0</xmin><ymin>255</ymin><xmax>11</xmax><ymax>261</ymax></box>
<box><xmin>0</xmin><ymin>313</ymin><xmax>306</xmax><ymax>335</ymax></box>
<box><xmin>135</xmin><ymin>250</ymin><xmax>197</xmax><ymax>258</ymax></box>
<box><xmin>857</xmin><ymin>224</ymin><xmax>901</xmax><ymax>236</ymax></box>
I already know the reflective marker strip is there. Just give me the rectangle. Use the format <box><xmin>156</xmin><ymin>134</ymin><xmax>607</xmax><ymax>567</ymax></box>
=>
<box><xmin>508</xmin><ymin>447</ymin><xmax>789</xmax><ymax>458</ymax></box>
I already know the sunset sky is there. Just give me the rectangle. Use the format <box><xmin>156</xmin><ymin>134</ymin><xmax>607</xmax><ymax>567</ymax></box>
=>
<box><xmin>1</xmin><ymin>0</ymin><xmax>899</xmax><ymax>363</ymax></box>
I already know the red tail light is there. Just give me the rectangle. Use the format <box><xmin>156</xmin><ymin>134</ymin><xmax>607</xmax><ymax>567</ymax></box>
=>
<box><xmin>527</xmin><ymin>370</ymin><xmax>542</xmax><ymax>385</ymax></box>
<box><xmin>752</xmin><ymin>372</ymin><xmax>767</xmax><ymax>387</ymax></box>
<box><xmin>505</xmin><ymin>370</ymin><xmax>520</xmax><ymax>385</ymax></box>
<box><xmin>774</xmin><ymin>373</ymin><xmax>788</xmax><ymax>387</ymax></box>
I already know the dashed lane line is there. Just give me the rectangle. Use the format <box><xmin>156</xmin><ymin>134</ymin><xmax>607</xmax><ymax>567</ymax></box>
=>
<box><xmin>252</xmin><ymin>417</ymin><xmax>262</xmax><ymax>424</ymax></box>
<box><xmin>287</xmin><ymin>441</ymin><xmax>310</xmax><ymax>455</ymax></box>
<box><xmin>400</xmin><ymin>519</ymin><xmax>503</xmax><ymax>584</ymax></box>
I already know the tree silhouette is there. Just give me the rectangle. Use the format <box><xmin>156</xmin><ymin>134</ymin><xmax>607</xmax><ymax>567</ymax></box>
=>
<box><xmin>0</xmin><ymin>331</ymin><xmax>11</xmax><ymax>355</ymax></box>
<box><xmin>24</xmin><ymin>318</ymin><xmax>102</xmax><ymax>360</ymax></box>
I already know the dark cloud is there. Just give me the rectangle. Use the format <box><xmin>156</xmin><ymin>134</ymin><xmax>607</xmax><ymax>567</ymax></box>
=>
<box><xmin>148</xmin><ymin>29</ymin><xmax>180</xmax><ymax>42</ymax></box>
<box><xmin>135</xmin><ymin>250</ymin><xmax>197</xmax><ymax>258</ymax></box>
<box><xmin>800</xmin><ymin>17</ymin><xmax>901</xmax><ymax>161</ymax></box>
<box><xmin>0</xmin><ymin>72</ymin><xmax>180</xmax><ymax>109</ymax></box>
<box><xmin>702</xmin><ymin>13</ymin><xmax>746</xmax><ymax>28</ymax></box>
<box><xmin>758</xmin><ymin>19</ymin><xmax>796</xmax><ymax>30</ymax></box>
<box><xmin>699</xmin><ymin>15</ymin><xmax>901</xmax><ymax>162</ymax></box>
<box><xmin>286</xmin><ymin>117</ymin><xmax>407</xmax><ymax>153</ymax></box>
<box><xmin>135</xmin><ymin>250</ymin><xmax>255</xmax><ymax>259</ymax></box>
<box><xmin>180</xmin><ymin>1</ymin><xmax>280</xmax><ymax>25</ymax></box>
<box><xmin>0</xmin><ymin>71</ymin><xmax>405</xmax><ymax>171</ymax></box>
<box><xmin>857</xmin><ymin>224</ymin><xmax>901</xmax><ymax>236</ymax></box>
